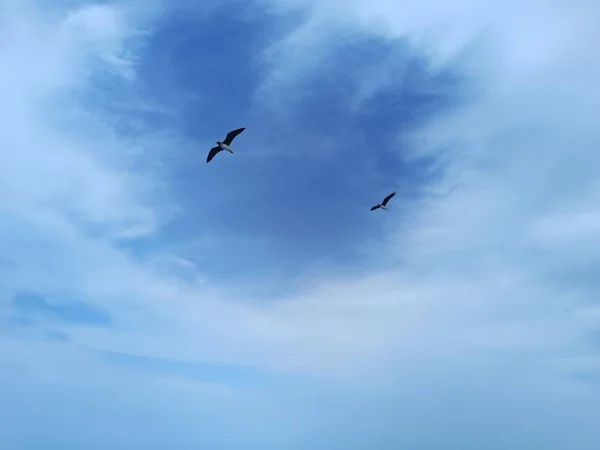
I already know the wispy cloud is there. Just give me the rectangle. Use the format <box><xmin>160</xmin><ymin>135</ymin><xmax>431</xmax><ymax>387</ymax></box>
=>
<box><xmin>1</xmin><ymin>0</ymin><xmax>599</xmax><ymax>447</ymax></box>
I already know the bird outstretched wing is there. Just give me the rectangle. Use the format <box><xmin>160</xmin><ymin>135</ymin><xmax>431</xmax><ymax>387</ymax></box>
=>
<box><xmin>223</xmin><ymin>127</ymin><xmax>246</xmax><ymax>145</ymax></box>
<box><xmin>370</xmin><ymin>205</ymin><xmax>381</xmax><ymax>211</ymax></box>
<box><xmin>381</xmin><ymin>192</ymin><xmax>396</xmax><ymax>206</ymax></box>
<box><xmin>206</xmin><ymin>146</ymin><xmax>222</xmax><ymax>163</ymax></box>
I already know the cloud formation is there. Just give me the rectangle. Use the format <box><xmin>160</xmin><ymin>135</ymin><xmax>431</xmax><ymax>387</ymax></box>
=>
<box><xmin>0</xmin><ymin>0</ymin><xmax>599</xmax><ymax>448</ymax></box>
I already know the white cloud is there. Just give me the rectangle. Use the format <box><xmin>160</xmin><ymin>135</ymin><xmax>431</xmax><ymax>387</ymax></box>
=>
<box><xmin>1</xmin><ymin>0</ymin><xmax>599</xmax><ymax>445</ymax></box>
<box><xmin>3</xmin><ymin>0</ymin><xmax>599</xmax><ymax>371</ymax></box>
<box><xmin>0</xmin><ymin>3</ymin><xmax>164</xmax><ymax>241</ymax></box>
<box><xmin>207</xmin><ymin>0</ymin><xmax>600</xmax><ymax>385</ymax></box>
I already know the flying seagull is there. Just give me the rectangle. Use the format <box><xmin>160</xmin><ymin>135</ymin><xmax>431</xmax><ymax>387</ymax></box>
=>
<box><xmin>370</xmin><ymin>192</ymin><xmax>396</xmax><ymax>211</ymax></box>
<box><xmin>206</xmin><ymin>127</ymin><xmax>246</xmax><ymax>163</ymax></box>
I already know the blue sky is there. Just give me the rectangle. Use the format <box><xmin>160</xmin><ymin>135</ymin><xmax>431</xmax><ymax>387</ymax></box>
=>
<box><xmin>1</xmin><ymin>0</ymin><xmax>599</xmax><ymax>448</ymax></box>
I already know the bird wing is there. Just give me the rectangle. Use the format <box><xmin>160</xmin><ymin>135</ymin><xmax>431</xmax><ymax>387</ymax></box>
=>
<box><xmin>381</xmin><ymin>192</ymin><xmax>396</xmax><ymax>206</ymax></box>
<box><xmin>206</xmin><ymin>146</ymin><xmax>222</xmax><ymax>163</ymax></box>
<box><xmin>370</xmin><ymin>205</ymin><xmax>381</xmax><ymax>211</ymax></box>
<box><xmin>223</xmin><ymin>127</ymin><xmax>245</xmax><ymax>145</ymax></box>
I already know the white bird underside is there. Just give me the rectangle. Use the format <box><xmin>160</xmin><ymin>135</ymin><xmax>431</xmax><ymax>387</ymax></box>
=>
<box><xmin>219</xmin><ymin>143</ymin><xmax>234</xmax><ymax>153</ymax></box>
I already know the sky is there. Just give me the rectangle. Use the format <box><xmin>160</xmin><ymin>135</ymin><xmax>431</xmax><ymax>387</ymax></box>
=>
<box><xmin>0</xmin><ymin>0</ymin><xmax>599</xmax><ymax>448</ymax></box>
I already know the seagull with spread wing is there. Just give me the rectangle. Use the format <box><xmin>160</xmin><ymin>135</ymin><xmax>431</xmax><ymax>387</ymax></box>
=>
<box><xmin>206</xmin><ymin>127</ymin><xmax>246</xmax><ymax>163</ymax></box>
<box><xmin>370</xmin><ymin>192</ymin><xmax>396</xmax><ymax>211</ymax></box>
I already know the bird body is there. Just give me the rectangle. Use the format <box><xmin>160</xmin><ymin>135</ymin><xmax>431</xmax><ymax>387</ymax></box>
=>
<box><xmin>370</xmin><ymin>192</ymin><xmax>396</xmax><ymax>211</ymax></box>
<box><xmin>207</xmin><ymin>127</ymin><xmax>245</xmax><ymax>163</ymax></box>
<box><xmin>218</xmin><ymin>142</ymin><xmax>234</xmax><ymax>153</ymax></box>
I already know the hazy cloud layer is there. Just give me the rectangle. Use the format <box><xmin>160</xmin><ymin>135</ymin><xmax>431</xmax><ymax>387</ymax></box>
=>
<box><xmin>0</xmin><ymin>0</ymin><xmax>598</xmax><ymax>448</ymax></box>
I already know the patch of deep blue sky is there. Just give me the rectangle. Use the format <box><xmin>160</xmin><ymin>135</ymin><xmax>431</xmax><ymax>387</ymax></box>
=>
<box><xmin>98</xmin><ymin>2</ymin><xmax>467</xmax><ymax>288</ymax></box>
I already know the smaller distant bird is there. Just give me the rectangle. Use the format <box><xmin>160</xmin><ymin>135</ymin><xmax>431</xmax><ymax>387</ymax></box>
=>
<box><xmin>370</xmin><ymin>192</ymin><xmax>396</xmax><ymax>211</ymax></box>
<box><xmin>206</xmin><ymin>127</ymin><xmax>246</xmax><ymax>163</ymax></box>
